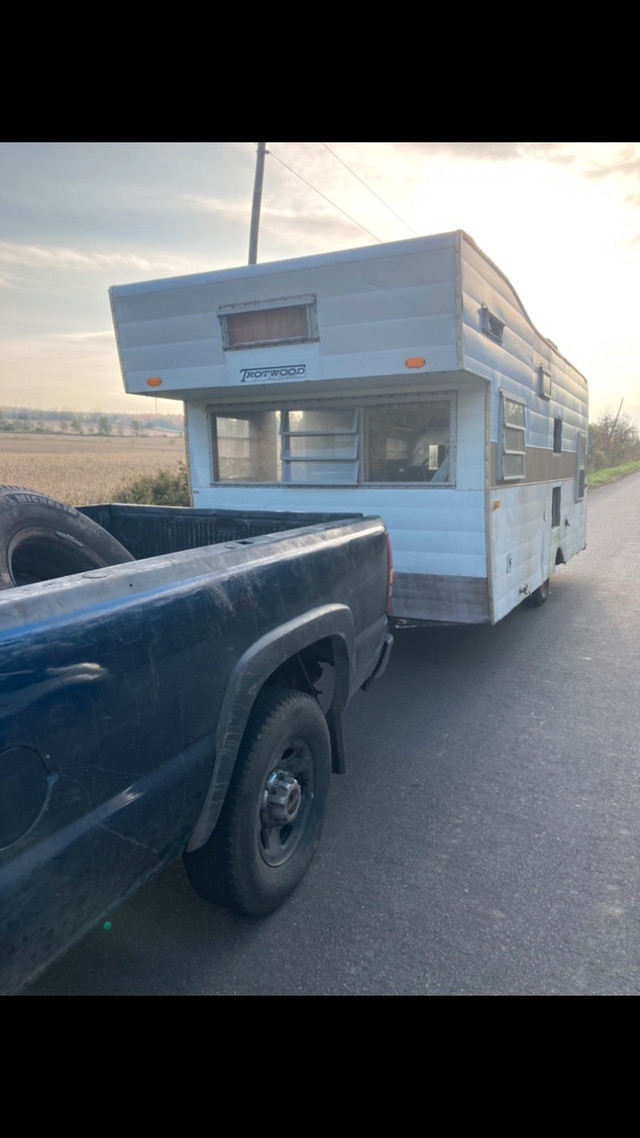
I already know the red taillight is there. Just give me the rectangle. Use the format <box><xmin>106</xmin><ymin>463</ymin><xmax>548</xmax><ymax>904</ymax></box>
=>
<box><xmin>385</xmin><ymin>531</ymin><xmax>394</xmax><ymax>616</ymax></box>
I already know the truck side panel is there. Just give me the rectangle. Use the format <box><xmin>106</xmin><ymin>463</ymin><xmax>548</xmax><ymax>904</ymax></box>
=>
<box><xmin>0</xmin><ymin>515</ymin><xmax>390</xmax><ymax>993</ymax></box>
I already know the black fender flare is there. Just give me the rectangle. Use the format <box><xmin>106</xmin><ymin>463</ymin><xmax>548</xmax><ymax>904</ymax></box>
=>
<box><xmin>187</xmin><ymin>604</ymin><xmax>355</xmax><ymax>851</ymax></box>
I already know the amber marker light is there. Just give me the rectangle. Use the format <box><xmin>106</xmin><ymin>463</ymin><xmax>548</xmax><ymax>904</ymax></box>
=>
<box><xmin>146</xmin><ymin>377</ymin><xmax>162</xmax><ymax>387</ymax></box>
<box><xmin>493</xmin><ymin>500</ymin><xmax>501</xmax><ymax>510</ymax></box>
<box><xmin>404</xmin><ymin>357</ymin><xmax>425</xmax><ymax>368</ymax></box>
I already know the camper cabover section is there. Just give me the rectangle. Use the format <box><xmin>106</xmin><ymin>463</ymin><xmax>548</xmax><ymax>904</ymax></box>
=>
<box><xmin>110</xmin><ymin>231</ymin><xmax>588</xmax><ymax>626</ymax></box>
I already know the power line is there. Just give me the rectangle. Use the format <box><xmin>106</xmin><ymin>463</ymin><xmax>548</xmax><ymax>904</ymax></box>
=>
<box><xmin>321</xmin><ymin>143</ymin><xmax>419</xmax><ymax>237</ymax></box>
<box><xmin>267</xmin><ymin>148</ymin><xmax>385</xmax><ymax>243</ymax></box>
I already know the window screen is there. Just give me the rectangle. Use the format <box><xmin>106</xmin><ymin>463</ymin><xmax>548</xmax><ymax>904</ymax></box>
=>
<box><xmin>219</xmin><ymin>297</ymin><xmax>317</xmax><ymax>349</ymax></box>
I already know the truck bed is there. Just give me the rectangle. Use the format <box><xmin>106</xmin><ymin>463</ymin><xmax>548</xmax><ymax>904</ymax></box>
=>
<box><xmin>79</xmin><ymin>503</ymin><xmax>360</xmax><ymax>559</ymax></box>
<box><xmin>0</xmin><ymin>503</ymin><xmax>392</xmax><ymax>994</ymax></box>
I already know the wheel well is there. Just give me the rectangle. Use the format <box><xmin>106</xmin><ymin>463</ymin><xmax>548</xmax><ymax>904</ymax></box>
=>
<box><xmin>187</xmin><ymin>630</ymin><xmax>352</xmax><ymax>852</ymax></box>
<box><xmin>260</xmin><ymin>637</ymin><xmax>348</xmax><ymax>775</ymax></box>
<box><xmin>264</xmin><ymin>638</ymin><xmax>336</xmax><ymax>699</ymax></box>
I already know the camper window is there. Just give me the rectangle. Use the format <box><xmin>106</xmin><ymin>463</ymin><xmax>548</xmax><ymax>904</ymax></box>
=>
<box><xmin>538</xmin><ymin>366</ymin><xmax>552</xmax><ymax>399</ymax></box>
<box><xmin>365</xmin><ymin>401</ymin><xmax>451</xmax><ymax>483</ymax></box>
<box><xmin>576</xmin><ymin>433</ymin><xmax>587</xmax><ymax>500</ymax></box>
<box><xmin>501</xmin><ymin>395</ymin><xmax>526</xmax><ymax>480</ymax></box>
<box><xmin>552</xmin><ymin>486</ymin><xmax>561</xmax><ymax>527</ymax></box>
<box><xmin>281</xmin><ymin>409</ymin><xmax>360</xmax><ymax>484</ymax></box>
<box><xmin>214</xmin><ymin>412</ymin><xmax>282</xmax><ymax>481</ymax></box>
<box><xmin>219</xmin><ymin>296</ymin><xmax>318</xmax><ymax>349</ymax></box>
<box><xmin>211</xmin><ymin>397</ymin><xmax>453</xmax><ymax>486</ymax></box>
<box><xmin>480</xmin><ymin>305</ymin><xmax>505</xmax><ymax>344</ymax></box>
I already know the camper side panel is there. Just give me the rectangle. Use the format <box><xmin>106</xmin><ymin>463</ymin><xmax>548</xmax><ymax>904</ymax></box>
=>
<box><xmin>460</xmin><ymin>238</ymin><xmax>588</xmax><ymax>622</ymax></box>
<box><xmin>186</xmin><ymin>382</ymin><xmax>490</xmax><ymax>624</ymax></box>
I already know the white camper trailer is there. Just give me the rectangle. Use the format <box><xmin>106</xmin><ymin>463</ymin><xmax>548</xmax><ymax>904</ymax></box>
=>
<box><xmin>110</xmin><ymin>231</ymin><xmax>588</xmax><ymax>625</ymax></box>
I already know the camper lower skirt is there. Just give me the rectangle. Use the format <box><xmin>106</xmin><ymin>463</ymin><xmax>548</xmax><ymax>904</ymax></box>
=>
<box><xmin>391</xmin><ymin>572</ymin><xmax>490</xmax><ymax>625</ymax></box>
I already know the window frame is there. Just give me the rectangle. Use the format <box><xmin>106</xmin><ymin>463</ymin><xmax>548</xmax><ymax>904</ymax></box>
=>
<box><xmin>538</xmin><ymin>365</ymin><xmax>552</xmax><ymax>400</ymax></box>
<box><xmin>480</xmin><ymin>304</ymin><xmax>505</xmax><ymax>344</ymax></box>
<box><xmin>280</xmin><ymin>408</ymin><xmax>360</xmax><ymax>485</ymax></box>
<box><xmin>551</xmin><ymin>485</ymin><xmax>562</xmax><ymax>528</ymax></box>
<box><xmin>500</xmin><ymin>392</ymin><xmax>527</xmax><ymax>481</ymax></box>
<box><xmin>576</xmin><ymin>432</ymin><xmax>587</xmax><ymax>501</ymax></box>
<box><xmin>212</xmin><ymin>410</ymin><xmax>282</xmax><ymax>483</ymax></box>
<box><xmin>209</xmin><ymin>393</ymin><xmax>456</xmax><ymax>488</ymax></box>
<box><xmin>218</xmin><ymin>295</ymin><xmax>318</xmax><ymax>351</ymax></box>
<box><xmin>363</xmin><ymin>397</ymin><xmax>455</xmax><ymax>485</ymax></box>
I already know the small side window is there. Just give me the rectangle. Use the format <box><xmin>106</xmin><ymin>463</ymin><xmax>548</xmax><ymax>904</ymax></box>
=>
<box><xmin>553</xmin><ymin>418</ymin><xmax>563</xmax><ymax>454</ymax></box>
<box><xmin>576</xmin><ymin>432</ymin><xmax>587</xmax><ymax>500</ymax></box>
<box><xmin>480</xmin><ymin>305</ymin><xmax>505</xmax><ymax>344</ymax></box>
<box><xmin>538</xmin><ymin>366</ymin><xmax>552</xmax><ymax>400</ymax></box>
<box><xmin>552</xmin><ymin>486</ymin><xmax>561</xmax><ymax>527</ymax></box>
<box><xmin>501</xmin><ymin>394</ymin><xmax>526</xmax><ymax>480</ymax></box>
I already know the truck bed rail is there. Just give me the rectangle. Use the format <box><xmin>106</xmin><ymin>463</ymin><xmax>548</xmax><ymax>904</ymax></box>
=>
<box><xmin>79</xmin><ymin>504</ymin><xmax>359</xmax><ymax>560</ymax></box>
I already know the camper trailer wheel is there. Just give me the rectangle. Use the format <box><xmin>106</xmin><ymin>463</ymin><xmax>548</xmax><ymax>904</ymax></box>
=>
<box><xmin>0</xmin><ymin>485</ymin><xmax>134</xmax><ymax>589</ymax></box>
<box><xmin>525</xmin><ymin>579</ymin><xmax>550</xmax><ymax>608</ymax></box>
<box><xmin>184</xmin><ymin>688</ymin><xmax>331</xmax><ymax>917</ymax></box>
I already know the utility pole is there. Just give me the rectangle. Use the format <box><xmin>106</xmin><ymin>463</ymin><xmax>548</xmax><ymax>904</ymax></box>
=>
<box><xmin>248</xmin><ymin>142</ymin><xmax>267</xmax><ymax>265</ymax></box>
<box><xmin>609</xmin><ymin>397</ymin><xmax>624</xmax><ymax>442</ymax></box>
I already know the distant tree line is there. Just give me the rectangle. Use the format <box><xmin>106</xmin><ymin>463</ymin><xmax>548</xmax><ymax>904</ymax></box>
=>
<box><xmin>0</xmin><ymin>407</ymin><xmax>184</xmax><ymax>436</ymax></box>
<box><xmin>589</xmin><ymin>409</ymin><xmax>640</xmax><ymax>470</ymax></box>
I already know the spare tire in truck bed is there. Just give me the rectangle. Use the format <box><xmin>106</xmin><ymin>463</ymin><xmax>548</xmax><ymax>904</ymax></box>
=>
<box><xmin>0</xmin><ymin>485</ymin><xmax>135</xmax><ymax>589</ymax></box>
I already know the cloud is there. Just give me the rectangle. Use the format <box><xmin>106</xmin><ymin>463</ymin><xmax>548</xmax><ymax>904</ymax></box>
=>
<box><xmin>414</xmin><ymin>141</ymin><xmax>570</xmax><ymax>162</ymax></box>
<box><xmin>181</xmin><ymin>179</ymin><xmax>377</xmax><ymax>255</ymax></box>
<box><xmin>0</xmin><ymin>327</ymin><xmax>166</xmax><ymax>413</ymax></box>
<box><xmin>0</xmin><ymin>241</ymin><xmax>168</xmax><ymax>273</ymax></box>
<box><xmin>317</xmin><ymin>142</ymin><xmax>573</xmax><ymax>167</ymax></box>
<box><xmin>582</xmin><ymin>144</ymin><xmax>640</xmax><ymax>180</ymax></box>
<box><xmin>2</xmin><ymin>328</ymin><xmax>115</xmax><ymax>355</ymax></box>
<box><xmin>181</xmin><ymin>193</ymin><xmax>250</xmax><ymax>221</ymax></box>
<box><xmin>50</xmin><ymin>330</ymin><xmax>114</xmax><ymax>343</ymax></box>
<box><xmin>183</xmin><ymin>143</ymin><xmax>585</xmax><ymax>257</ymax></box>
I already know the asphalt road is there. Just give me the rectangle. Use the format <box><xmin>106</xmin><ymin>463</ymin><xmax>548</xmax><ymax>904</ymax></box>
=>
<box><xmin>25</xmin><ymin>473</ymin><xmax>640</xmax><ymax>995</ymax></box>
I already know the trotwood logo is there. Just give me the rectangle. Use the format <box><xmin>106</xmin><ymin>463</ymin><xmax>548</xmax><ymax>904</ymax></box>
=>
<box><xmin>240</xmin><ymin>365</ymin><xmax>307</xmax><ymax>383</ymax></box>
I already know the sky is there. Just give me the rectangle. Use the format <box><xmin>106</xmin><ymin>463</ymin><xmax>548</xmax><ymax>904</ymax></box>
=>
<box><xmin>1</xmin><ymin>141</ymin><xmax>638</xmax><ymax>424</ymax></box>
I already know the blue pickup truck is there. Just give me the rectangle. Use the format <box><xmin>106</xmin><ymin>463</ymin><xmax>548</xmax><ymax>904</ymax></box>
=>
<box><xmin>0</xmin><ymin>490</ymin><xmax>392</xmax><ymax>995</ymax></box>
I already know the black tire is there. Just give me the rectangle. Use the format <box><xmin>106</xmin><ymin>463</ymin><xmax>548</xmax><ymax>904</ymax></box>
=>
<box><xmin>0</xmin><ymin>485</ymin><xmax>134</xmax><ymax>590</ymax></box>
<box><xmin>524</xmin><ymin>578</ymin><xmax>550</xmax><ymax>608</ymax></box>
<box><xmin>184</xmin><ymin>688</ymin><xmax>331</xmax><ymax>917</ymax></box>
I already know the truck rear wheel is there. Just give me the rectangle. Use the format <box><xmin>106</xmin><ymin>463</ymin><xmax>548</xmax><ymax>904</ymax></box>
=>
<box><xmin>0</xmin><ymin>485</ymin><xmax>134</xmax><ymax>589</ymax></box>
<box><xmin>184</xmin><ymin>688</ymin><xmax>331</xmax><ymax>917</ymax></box>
